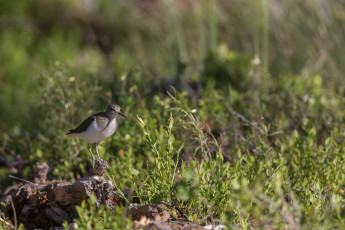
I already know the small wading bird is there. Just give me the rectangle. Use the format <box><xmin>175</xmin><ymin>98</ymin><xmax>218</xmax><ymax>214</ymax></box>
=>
<box><xmin>66</xmin><ymin>104</ymin><xmax>127</xmax><ymax>160</ymax></box>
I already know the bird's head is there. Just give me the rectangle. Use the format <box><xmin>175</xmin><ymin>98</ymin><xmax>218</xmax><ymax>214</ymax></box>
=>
<box><xmin>106</xmin><ymin>104</ymin><xmax>127</xmax><ymax>119</ymax></box>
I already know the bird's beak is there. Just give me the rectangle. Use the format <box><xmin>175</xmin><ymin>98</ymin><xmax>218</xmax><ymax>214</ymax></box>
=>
<box><xmin>118</xmin><ymin>112</ymin><xmax>127</xmax><ymax>119</ymax></box>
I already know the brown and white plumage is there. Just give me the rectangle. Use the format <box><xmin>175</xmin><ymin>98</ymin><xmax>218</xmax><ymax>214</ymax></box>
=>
<box><xmin>67</xmin><ymin>104</ymin><xmax>127</xmax><ymax>159</ymax></box>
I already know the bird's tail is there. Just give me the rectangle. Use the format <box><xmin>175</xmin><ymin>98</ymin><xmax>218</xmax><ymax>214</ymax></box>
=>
<box><xmin>66</xmin><ymin>130</ymin><xmax>75</xmax><ymax>135</ymax></box>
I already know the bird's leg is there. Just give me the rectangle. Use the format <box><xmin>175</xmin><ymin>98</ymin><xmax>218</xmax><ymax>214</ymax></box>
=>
<box><xmin>88</xmin><ymin>144</ymin><xmax>96</xmax><ymax>160</ymax></box>
<box><xmin>95</xmin><ymin>142</ymin><xmax>101</xmax><ymax>159</ymax></box>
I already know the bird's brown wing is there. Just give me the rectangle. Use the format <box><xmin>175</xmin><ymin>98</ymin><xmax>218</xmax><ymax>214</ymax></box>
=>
<box><xmin>66</xmin><ymin>115</ymin><xmax>95</xmax><ymax>135</ymax></box>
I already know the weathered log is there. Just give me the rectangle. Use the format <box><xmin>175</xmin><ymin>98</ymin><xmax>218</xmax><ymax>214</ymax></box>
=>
<box><xmin>128</xmin><ymin>204</ymin><xmax>170</xmax><ymax>222</ymax></box>
<box><xmin>1</xmin><ymin>160</ymin><xmax>124</xmax><ymax>228</ymax></box>
<box><xmin>0</xmin><ymin>161</ymin><xmax>208</xmax><ymax>229</ymax></box>
<box><xmin>89</xmin><ymin>159</ymin><xmax>109</xmax><ymax>177</ymax></box>
<box><xmin>33</xmin><ymin>162</ymin><xmax>49</xmax><ymax>183</ymax></box>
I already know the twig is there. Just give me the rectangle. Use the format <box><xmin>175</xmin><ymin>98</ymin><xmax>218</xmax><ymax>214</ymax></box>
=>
<box><xmin>160</xmin><ymin>201</ymin><xmax>172</xmax><ymax>206</ymax></box>
<box><xmin>0</xmin><ymin>216</ymin><xmax>15</xmax><ymax>230</ymax></box>
<box><xmin>160</xmin><ymin>200</ymin><xmax>187</xmax><ymax>220</ymax></box>
<box><xmin>9</xmin><ymin>175</ymin><xmax>36</xmax><ymax>185</ymax></box>
<box><xmin>8</xmin><ymin>195</ymin><xmax>17</xmax><ymax>229</ymax></box>
<box><xmin>231</xmin><ymin>110</ymin><xmax>253</xmax><ymax>125</ymax></box>
<box><xmin>230</xmin><ymin>109</ymin><xmax>264</xmax><ymax>134</ymax></box>
<box><xmin>268</xmin><ymin>132</ymin><xmax>280</xmax><ymax>146</ymax></box>
<box><xmin>197</xmin><ymin>211</ymin><xmax>214</xmax><ymax>225</ymax></box>
<box><xmin>256</xmin><ymin>192</ymin><xmax>300</xmax><ymax>229</ymax></box>
<box><xmin>279</xmin><ymin>189</ymin><xmax>300</xmax><ymax>229</ymax></box>
<box><xmin>122</xmin><ymin>189</ymin><xmax>134</xmax><ymax>228</ymax></box>
<box><xmin>264</xmin><ymin>163</ymin><xmax>282</xmax><ymax>182</ymax></box>
<box><xmin>195</xmin><ymin>195</ymin><xmax>215</xmax><ymax>225</ymax></box>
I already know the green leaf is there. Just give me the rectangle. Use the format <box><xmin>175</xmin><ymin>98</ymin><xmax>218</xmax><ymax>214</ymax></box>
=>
<box><xmin>130</xmin><ymin>168</ymin><xmax>140</xmax><ymax>176</ymax></box>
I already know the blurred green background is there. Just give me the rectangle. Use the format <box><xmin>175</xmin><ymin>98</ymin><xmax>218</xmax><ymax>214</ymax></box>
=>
<box><xmin>1</xmin><ymin>0</ymin><xmax>345</xmax><ymax>132</ymax></box>
<box><xmin>2</xmin><ymin>0</ymin><xmax>345</xmax><ymax>228</ymax></box>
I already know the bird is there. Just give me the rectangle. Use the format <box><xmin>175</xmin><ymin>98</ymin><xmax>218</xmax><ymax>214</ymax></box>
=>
<box><xmin>66</xmin><ymin>104</ymin><xmax>127</xmax><ymax>160</ymax></box>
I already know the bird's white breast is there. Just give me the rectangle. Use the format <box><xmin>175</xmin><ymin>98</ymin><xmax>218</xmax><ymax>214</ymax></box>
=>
<box><xmin>75</xmin><ymin>118</ymin><xmax>117</xmax><ymax>143</ymax></box>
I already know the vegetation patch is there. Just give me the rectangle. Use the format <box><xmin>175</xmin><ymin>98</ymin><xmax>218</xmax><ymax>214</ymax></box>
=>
<box><xmin>1</xmin><ymin>0</ymin><xmax>345</xmax><ymax>229</ymax></box>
